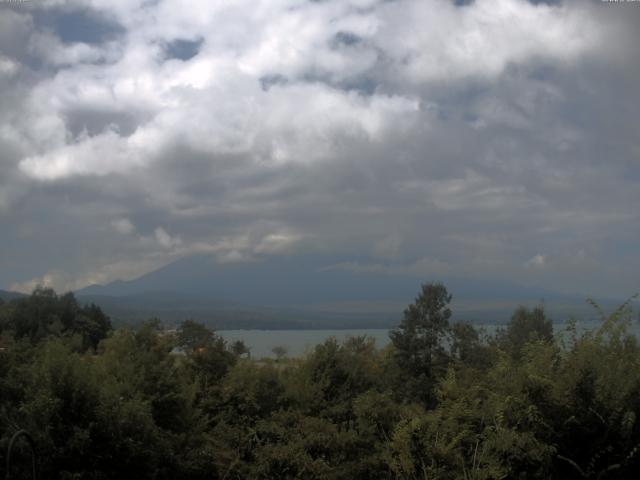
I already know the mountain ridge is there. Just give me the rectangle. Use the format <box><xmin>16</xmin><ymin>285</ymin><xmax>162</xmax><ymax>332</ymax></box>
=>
<box><xmin>0</xmin><ymin>289</ymin><xmax>27</xmax><ymax>302</ymax></box>
<box><xmin>71</xmin><ymin>254</ymin><xmax>620</xmax><ymax>329</ymax></box>
<box><xmin>77</xmin><ymin>254</ymin><xmax>590</xmax><ymax>302</ymax></box>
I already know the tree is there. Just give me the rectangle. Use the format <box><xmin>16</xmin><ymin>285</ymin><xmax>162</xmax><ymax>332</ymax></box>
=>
<box><xmin>450</xmin><ymin>321</ymin><xmax>494</xmax><ymax>370</ymax></box>
<box><xmin>390</xmin><ymin>282</ymin><xmax>452</xmax><ymax>406</ymax></box>
<box><xmin>231</xmin><ymin>339</ymin><xmax>251</xmax><ymax>358</ymax></box>
<box><xmin>177</xmin><ymin>319</ymin><xmax>235</xmax><ymax>389</ymax></box>
<box><xmin>75</xmin><ymin>303</ymin><xmax>112</xmax><ymax>350</ymax></box>
<box><xmin>272</xmin><ymin>345</ymin><xmax>288</xmax><ymax>361</ymax></box>
<box><xmin>176</xmin><ymin>319</ymin><xmax>215</xmax><ymax>354</ymax></box>
<box><xmin>0</xmin><ymin>288</ymin><xmax>111</xmax><ymax>350</ymax></box>
<box><xmin>497</xmin><ymin>305</ymin><xmax>553</xmax><ymax>358</ymax></box>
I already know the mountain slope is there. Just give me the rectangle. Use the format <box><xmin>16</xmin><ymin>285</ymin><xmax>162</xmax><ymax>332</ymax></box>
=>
<box><xmin>74</xmin><ymin>254</ymin><xmax>612</xmax><ymax>328</ymax></box>
<box><xmin>0</xmin><ymin>289</ymin><xmax>26</xmax><ymax>302</ymax></box>
<box><xmin>78</xmin><ymin>254</ymin><xmax>585</xmax><ymax>303</ymax></box>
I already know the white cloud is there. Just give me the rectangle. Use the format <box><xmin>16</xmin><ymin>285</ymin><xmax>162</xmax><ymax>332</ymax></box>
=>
<box><xmin>525</xmin><ymin>254</ymin><xmax>546</xmax><ymax>269</ymax></box>
<box><xmin>0</xmin><ymin>56</ymin><xmax>18</xmax><ymax>77</ymax></box>
<box><xmin>9</xmin><ymin>256</ymin><xmax>167</xmax><ymax>293</ymax></box>
<box><xmin>154</xmin><ymin>227</ymin><xmax>182</xmax><ymax>249</ymax></box>
<box><xmin>216</xmin><ymin>250</ymin><xmax>251</xmax><ymax>264</ymax></box>
<box><xmin>379</xmin><ymin>0</ymin><xmax>600</xmax><ymax>84</ymax></box>
<box><xmin>12</xmin><ymin>0</ymin><xmax>603</xmax><ymax>181</ymax></box>
<box><xmin>111</xmin><ymin>217</ymin><xmax>135</xmax><ymax>235</ymax></box>
<box><xmin>10</xmin><ymin>273</ymin><xmax>56</xmax><ymax>294</ymax></box>
<box><xmin>28</xmin><ymin>32</ymin><xmax>121</xmax><ymax>67</ymax></box>
<box><xmin>18</xmin><ymin>123</ymin><xmax>170</xmax><ymax>180</ymax></box>
<box><xmin>255</xmin><ymin>231</ymin><xmax>303</xmax><ymax>254</ymax></box>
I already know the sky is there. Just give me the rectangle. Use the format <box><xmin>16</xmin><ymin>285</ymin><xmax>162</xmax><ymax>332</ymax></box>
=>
<box><xmin>0</xmin><ymin>0</ymin><xmax>639</xmax><ymax>298</ymax></box>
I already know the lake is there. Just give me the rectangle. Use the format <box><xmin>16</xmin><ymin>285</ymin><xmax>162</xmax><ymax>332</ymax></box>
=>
<box><xmin>219</xmin><ymin>320</ymin><xmax>640</xmax><ymax>359</ymax></box>
<box><xmin>219</xmin><ymin>329</ymin><xmax>392</xmax><ymax>358</ymax></box>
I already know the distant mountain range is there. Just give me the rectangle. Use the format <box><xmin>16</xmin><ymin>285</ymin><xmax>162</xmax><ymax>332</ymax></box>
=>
<box><xmin>72</xmin><ymin>254</ymin><xmax>621</xmax><ymax>329</ymax></box>
<box><xmin>0</xmin><ymin>289</ymin><xmax>26</xmax><ymax>302</ymax></box>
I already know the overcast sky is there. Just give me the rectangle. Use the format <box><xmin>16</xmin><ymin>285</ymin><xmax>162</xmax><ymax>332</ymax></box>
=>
<box><xmin>0</xmin><ymin>0</ymin><xmax>639</xmax><ymax>297</ymax></box>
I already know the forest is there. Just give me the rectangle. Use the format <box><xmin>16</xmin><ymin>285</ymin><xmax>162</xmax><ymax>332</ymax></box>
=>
<box><xmin>1</xmin><ymin>284</ymin><xmax>640</xmax><ymax>479</ymax></box>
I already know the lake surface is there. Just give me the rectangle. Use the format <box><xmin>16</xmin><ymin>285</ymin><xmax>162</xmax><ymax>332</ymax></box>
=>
<box><xmin>220</xmin><ymin>320</ymin><xmax>640</xmax><ymax>359</ymax></box>
<box><xmin>219</xmin><ymin>329</ymin><xmax>392</xmax><ymax>358</ymax></box>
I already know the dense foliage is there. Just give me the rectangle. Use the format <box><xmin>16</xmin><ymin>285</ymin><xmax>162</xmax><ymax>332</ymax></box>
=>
<box><xmin>1</xmin><ymin>284</ymin><xmax>640</xmax><ymax>479</ymax></box>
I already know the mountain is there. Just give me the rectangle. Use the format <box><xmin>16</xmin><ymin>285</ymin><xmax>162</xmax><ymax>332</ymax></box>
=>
<box><xmin>78</xmin><ymin>254</ymin><xmax>584</xmax><ymax>302</ymax></box>
<box><xmin>0</xmin><ymin>289</ymin><xmax>26</xmax><ymax>302</ymax></box>
<box><xmin>75</xmin><ymin>254</ymin><xmax>617</xmax><ymax>329</ymax></box>
<box><xmin>79</xmin><ymin>255</ymin><xmax>413</xmax><ymax>303</ymax></box>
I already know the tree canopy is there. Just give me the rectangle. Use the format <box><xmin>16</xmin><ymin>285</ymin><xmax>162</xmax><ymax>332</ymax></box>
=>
<box><xmin>1</xmin><ymin>285</ymin><xmax>639</xmax><ymax>479</ymax></box>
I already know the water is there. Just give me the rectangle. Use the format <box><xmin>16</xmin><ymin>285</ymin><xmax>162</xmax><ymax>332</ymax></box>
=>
<box><xmin>219</xmin><ymin>329</ymin><xmax>391</xmax><ymax>359</ymax></box>
<box><xmin>219</xmin><ymin>319</ymin><xmax>640</xmax><ymax>359</ymax></box>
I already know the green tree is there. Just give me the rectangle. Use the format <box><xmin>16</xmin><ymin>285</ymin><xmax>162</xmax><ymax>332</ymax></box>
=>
<box><xmin>450</xmin><ymin>321</ymin><xmax>495</xmax><ymax>370</ymax></box>
<box><xmin>0</xmin><ymin>288</ymin><xmax>111</xmax><ymax>350</ymax></box>
<box><xmin>390</xmin><ymin>282</ymin><xmax>452</xmax><ymax>406</ymax></box>
<box><xmin>176</xmin><ymin>319</ymin><xmax>215</xmax><ymax>353</ymax></box>
<box><xmin>272</xmin><ymin>345</ymin><xmax>288</xmax><ymax>361</ymax></box>
<box><xmin>231</xmin><ymin>339</ymin><xmax>250</xmax><ymax>358</ymax></box>
<box><xmin>497</xmin><ymin>305</ymin><xmax>553</xmax><ymax>358</ymax></box>
<box><xmin>176</xmin><ymin>319</ymin><xmax>235</xmax><ymax>406</ymax></box>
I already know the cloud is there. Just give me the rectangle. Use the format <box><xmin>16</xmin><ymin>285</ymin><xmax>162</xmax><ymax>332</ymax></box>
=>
<box><xmin>9</xmin><ymin>256</ymin><xmax>166</xmax><ymax>293</ymax></box>
<box><xmin>525</xmin><ymin>254</ymin><xmax>546</xmax><ymax>269</ymax></box>
<box><xmin>322</xmin><ymin>257</ymin><xmax>453</xmax><ymax>277</ymax></box>
<box><xmin>254</xmin><ymin>231</ymin><xmax>303</xmax><ymax>254</ymax></box>
<box><xmin>377</xmin><ymin>0</ymin><xmax>601</xmax><ymax>85</ymax></box>
<box><xmin>1</xmin><ymin>0</ymin><xmax>639</xmax><ymax>297</ymax></box>
<box><xmin>18</xmin><ymin>127</ymin><xmax>161</xmax><ymax>180</ymax></box>
<box><xmin>0</xmin><ymin>56</ymin><xmax>18</xmax><ymax>77</ymax></box>
<box><xmin>154</xmin><ymin>227</ymin><xmax>182</xmax><ymax>249</ymax></box>
<box><xmin>10</xmin><ymin>273</ymin><xmax>57</xmax><ymax>294</ymax></box>
<box><xmin>111</xmin><ymin>217</ymin><xmax>135</xmax><ymax>235</ymax></box>
<box><xmin>12</xmin><ymin>0</ymin><xmax>601</xmax><ymax>182</ymax></box>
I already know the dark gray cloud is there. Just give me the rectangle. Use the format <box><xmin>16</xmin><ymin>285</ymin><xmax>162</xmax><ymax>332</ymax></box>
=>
<box><xmin>162</xmin><ymin>38</ymin><xmax>204</xmax><ymax>62</ymax></box>
<box><xmin>31</xmin><ymin>7</ymin><xmax>125</xmax><ymax>45</ymax></box>
<box><xmin>0</xmin><ymin>0</ymin><xmax>638</xmax><ymax>298</ymax></box>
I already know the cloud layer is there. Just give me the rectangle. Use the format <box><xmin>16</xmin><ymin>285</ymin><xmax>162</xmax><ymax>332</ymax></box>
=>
<box><xmin>1</xmin><ymin>0</ymin><xmax>639</xmax><ymax>297</ymax></box>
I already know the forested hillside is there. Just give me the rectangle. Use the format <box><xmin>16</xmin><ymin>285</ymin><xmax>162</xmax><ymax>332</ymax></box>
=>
<box><xmin>1</xmin><ymin>285</ymin><xmax>639</xmax><ymax>479</ymax></box>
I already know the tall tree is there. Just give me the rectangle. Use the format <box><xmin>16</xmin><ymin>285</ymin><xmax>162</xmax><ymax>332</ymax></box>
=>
<box><xmin>390</xmin><ymin>282</ymin><xmax>452</xmax><ymax>406</ymax></box>
<box><xmin>497</xmin><ymin>304</ymin><xmax>553</xmax><ymax>357</ymax></box>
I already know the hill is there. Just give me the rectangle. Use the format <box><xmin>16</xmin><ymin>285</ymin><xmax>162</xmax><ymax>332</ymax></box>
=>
<box><xmin>74</xmin><ymin>255</ymin><xmax>619</xmax><ymax>329</ymax></box>
<box><xmin>0</xmin><ymin>289</ymin><xmax>26</xmax><ymax>302</ymax></box>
